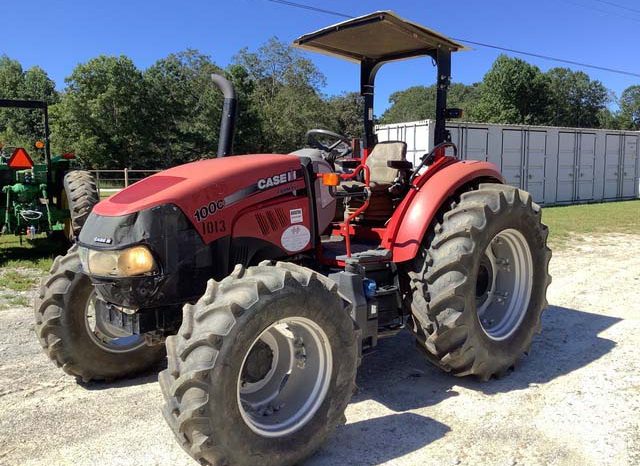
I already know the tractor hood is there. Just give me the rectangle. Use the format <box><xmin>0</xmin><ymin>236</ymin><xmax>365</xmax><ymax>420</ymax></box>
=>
<box><xmin>94</xmin><ymin>154</ymin><xmax>304</xmax><ymax>217</ymax></box>
<box><xmin>91</xmin><ymin>154</ymin><xmax>307</xmax><ymax>245</ymax></box>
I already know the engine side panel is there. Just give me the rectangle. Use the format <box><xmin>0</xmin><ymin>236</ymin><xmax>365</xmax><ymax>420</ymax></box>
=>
<box><xmin>383</xmin><ymin>160</ymin><xmax>504</xmax><ymax>263</ymax></box>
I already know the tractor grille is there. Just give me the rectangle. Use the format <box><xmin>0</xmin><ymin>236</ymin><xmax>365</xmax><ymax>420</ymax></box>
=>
<box><xmin>255</xmin><ymin>208</ymin><xmax>287</xmax><ymax>236</ymax></box>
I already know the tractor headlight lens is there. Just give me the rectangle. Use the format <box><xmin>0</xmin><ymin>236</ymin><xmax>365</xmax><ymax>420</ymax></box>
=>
<box><xmin>80</xmin><ymin>246</ymin><xmax>157</xmax><ymax>277</ymax></box>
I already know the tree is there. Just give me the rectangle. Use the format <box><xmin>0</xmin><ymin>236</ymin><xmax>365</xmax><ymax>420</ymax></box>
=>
<box><xmin>51</xmin><ymin>56</ymin><xmax>152</xmax><ymax>169</ymax></box>
<box><xmin>144</xmin><ymin>49</ymin><xmax>224</xmax><ymax>166</ymax></box>
<box><xmin>380</xmin><ymin>83</ymin><xmax>480</xmax><ymax>124</ymax></box>
<box><xmin>233</xmin><ymin>38</ymin><xmax>330</xmax><ymax>153</ymax></box>
<box><xmin>0</xmin><ymin>56</ymin><xmax>58</xmax><ymax>153</ymax></box>
<box><xmin>546</xmin><ymin>67</ymin><xmax>609</xmax><ymax>128</ymax></box>
<box><xmin>325</xmin><ymin>92</ymin><xmax>363</xmax><ymax>138</ymax></box>
<box><xmin>619</xmin><ymin>85</ymin><xmax>640</xmax><ymax>130</ymax></box>
<box><xmin>471</xmin><ymin>55</ymin><xmax>550</xmax><ymax>125</ymax></box>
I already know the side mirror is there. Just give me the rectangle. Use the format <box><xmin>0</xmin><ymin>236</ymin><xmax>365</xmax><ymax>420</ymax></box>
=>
<box><xmin>387</xmin><ymin>160</ymin><xmax>413</xmax><ymax>170</ymax></box>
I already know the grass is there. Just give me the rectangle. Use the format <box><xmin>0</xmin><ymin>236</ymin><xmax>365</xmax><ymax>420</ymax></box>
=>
<box><xmin>2</xmin><ymin>270</ymin><xmax>38</xmax><ymax>291</ymax></box>
<box><xmin>0</xmin><ymin>234</ymin><xmax>66</xmax><ymax>273</ymax></box>
<box><xmin>542</xmin><ymin>199</ymin><xmax>640</xmax><ymax>247</ymax></box>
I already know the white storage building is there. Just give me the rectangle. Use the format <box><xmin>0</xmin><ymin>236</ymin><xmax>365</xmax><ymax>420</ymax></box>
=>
<box><xmin>376</xmin><ymin>120</ymin><xmax>640</xmax><ymax>206</ymax></box>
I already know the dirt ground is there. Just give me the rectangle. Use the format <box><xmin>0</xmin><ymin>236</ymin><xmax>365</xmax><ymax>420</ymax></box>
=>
<box><xmin>1</xmin><ymin>232</ymin><xmax>639</xmax><ymax>466</ymax></box>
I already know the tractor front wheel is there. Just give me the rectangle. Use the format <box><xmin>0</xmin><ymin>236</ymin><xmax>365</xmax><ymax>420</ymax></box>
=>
<box><xmin>160</xmin><ymin>262</ymin><xmax>358</xmax><ymax>466</ymax></box>
<box><xmin>34</xmin><ymin>246</ymin><xmax>165</xmax><ymax>382</ymax></box>
<box><xmin>409</xmin><ymin>183</ymin><xmax>552</xmax><ymax>380</ymax></box>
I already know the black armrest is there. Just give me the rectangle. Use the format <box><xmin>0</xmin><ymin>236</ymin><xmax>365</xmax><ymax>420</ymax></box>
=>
<box><xmin>337</xmin><ymin>159</ymin><xmax>360</xmax><ymax>168</ymax></box>
<box><xmin>387</xmin><ymin>160</ymin><xmax>413</xmax><ymax>170</ymax></box>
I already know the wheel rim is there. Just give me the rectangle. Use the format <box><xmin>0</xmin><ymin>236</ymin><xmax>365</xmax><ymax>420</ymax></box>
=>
<box><xmin>237</xmin><ymin>317</ymin><xmax>332</xmax><ymax>438</ymax></box>
<box><xmin>84</xmin><ymin>291</ymin><xmax>146</xmax><ymax>353</ymax></box>
<box><xmin>475</xmin><ymin>228</ymin><xmax>533</xmax><ymax>341</ymax></box>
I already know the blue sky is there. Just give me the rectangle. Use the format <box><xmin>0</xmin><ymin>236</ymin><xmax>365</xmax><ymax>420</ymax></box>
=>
<box><xmin>2</xmin><ymin>0</ymin><xmax>639</xmax><ymax>112</ymax></box>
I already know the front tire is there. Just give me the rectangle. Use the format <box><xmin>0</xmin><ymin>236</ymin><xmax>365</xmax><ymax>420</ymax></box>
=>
<box><xmin>409</xmin><ymin>183</ymin><xmax>552</xmax><ymax>380</ymax></box>
<box><xmin>159</xmin><ymin>262</ymin><xmax>358</xmax><ymax>466</ymax></box>
<box><xmin>34</xmin><ymin>246</ymin><xmax>165</xmax><ymax>382</ymax></box>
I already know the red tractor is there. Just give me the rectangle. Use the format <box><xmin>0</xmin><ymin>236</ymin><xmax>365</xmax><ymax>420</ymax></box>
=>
<box><xmin>35</xmin><ymin>12</ymin><xmax>551</xmax><ymax>466</ymax></box>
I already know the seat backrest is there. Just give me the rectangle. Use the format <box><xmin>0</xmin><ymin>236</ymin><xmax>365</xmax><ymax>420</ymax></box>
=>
<box><xmin>365</xmin><ymin>141</ymin><xmax>407</xmax><ymax>184</ymax></box>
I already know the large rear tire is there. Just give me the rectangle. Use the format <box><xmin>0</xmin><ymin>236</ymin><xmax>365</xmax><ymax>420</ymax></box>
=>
<box><xmin>34</xmin><ymin>246</ymin><xmax>165</xmax><ymax>382</ymax></box>
<box><xmin>63</xmin><ymin>170</ymin><xmax>99</xmax><ymax>240</ymax></box>
<box><xmin>160</xmin><ymin>262</ymin><xmax>358</xmax><ymax>466</ymax></box>
<box><xmin>409</xmin><ymin>183</ymin><xmax>551</xmax><ymax>380</ymax></box>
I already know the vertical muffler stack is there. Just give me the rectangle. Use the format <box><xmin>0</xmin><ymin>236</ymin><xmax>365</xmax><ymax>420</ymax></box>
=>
<box><xmin>211</xmin><ymin>74</ymin><xmax>237</xmax><ymax>157</ymax></box>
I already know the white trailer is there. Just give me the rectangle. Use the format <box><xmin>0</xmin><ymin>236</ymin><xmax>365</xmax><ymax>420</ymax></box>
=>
<box><xmin>376</xmin><ymin>119</ymin><xmax>640</xmax><ymax>206</ymax></box>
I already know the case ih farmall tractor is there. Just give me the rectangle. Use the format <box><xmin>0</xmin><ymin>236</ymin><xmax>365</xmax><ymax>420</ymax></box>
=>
<box><xmin>35</xmin><ymin>12</ymin><xmax>551</xmax><ymax>466</ymax></box>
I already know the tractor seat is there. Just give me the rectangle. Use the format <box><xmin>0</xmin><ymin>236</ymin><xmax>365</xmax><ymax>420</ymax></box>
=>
<box><xmin>338</xmin><ymin>141</ymin><xmax>408</xmax><ymax>193</ymax></box>
<box><xmin>336</xmin><ymin>141</ymin><xmax>407</xmax><ymax>223</ymax></box>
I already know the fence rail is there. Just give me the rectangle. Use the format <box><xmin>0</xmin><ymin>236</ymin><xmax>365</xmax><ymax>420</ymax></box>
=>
<box><xmin>89</xmin><ymin>169</ymin><xmax>161</xmax><ymax>197</ymax></box>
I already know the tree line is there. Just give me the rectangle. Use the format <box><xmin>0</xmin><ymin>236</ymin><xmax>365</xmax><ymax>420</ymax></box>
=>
<box><xmin>0</xmin><ymin>40</ymin><xmax>638</xmax><ymax>170</ymax></box>
<box><xmin>381</xmin><ymin>55</ymin><xmax>640</xmax><ymax>130</ymax></box>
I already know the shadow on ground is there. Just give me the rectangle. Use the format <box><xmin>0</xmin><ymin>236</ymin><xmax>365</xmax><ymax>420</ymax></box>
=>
<box><xmin>307</xmin><ymin>304</ymin><xmax>619</xmax><ymax>465</ymax></box>
<box><xmin>306</xmin><ymin>412</ymin><xmax>450</xmax><ymax>466</ymax></box>
<box><xmin>351</xmin><ymin>305</ymin><xmax>619</xmax><ymax>413</ymax></box>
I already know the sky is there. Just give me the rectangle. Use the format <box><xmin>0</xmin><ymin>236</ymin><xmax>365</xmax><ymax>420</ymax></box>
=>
<box><xmin>2</xmin><ymin>0</ymin><xmax>639</xmax><ymax>112</ymax></box>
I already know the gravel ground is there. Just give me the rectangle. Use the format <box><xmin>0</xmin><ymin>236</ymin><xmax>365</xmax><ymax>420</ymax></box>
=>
<box><xmin>1</xmin><ymin>233</ymin><xmax>639</xmax><ymax>466</ymax></box>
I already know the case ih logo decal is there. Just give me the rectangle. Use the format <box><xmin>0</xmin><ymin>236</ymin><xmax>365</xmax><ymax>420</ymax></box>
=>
<box><xmin>93</xmin><ymin>236</ymin><xmax>113</xmax><ymax>244</ymax></box>
<box><xmin>195</xmin><ymin>168</ymin><xmax>305</xmax><ymax>237</ymax></box>
<box><xmin>194</xmin><ymin>199</ymin><xmax>225</xmax><ymax>222</ymax></box>
<box><xmin>257</xmin><ymin>170</ymin><xmax>297</xmax><ymax>190</ymax></box>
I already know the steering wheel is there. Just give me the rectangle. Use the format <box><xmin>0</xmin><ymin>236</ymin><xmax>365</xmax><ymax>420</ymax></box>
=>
<box><xmin>305</xmin><ymin>129</ymin><xmax>352</xmax><ymax>161</ymax></box>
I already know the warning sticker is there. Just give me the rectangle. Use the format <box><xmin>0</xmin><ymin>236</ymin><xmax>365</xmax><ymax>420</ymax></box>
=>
<box><xmin>290</xmin><ymin>208</ymin><xmax>303</xmax><ymax>224</ymax></box>
<box><xmin>280</xmin><ymin>225</ymin><xmax>310</xmax><ymax>252</ymax></box>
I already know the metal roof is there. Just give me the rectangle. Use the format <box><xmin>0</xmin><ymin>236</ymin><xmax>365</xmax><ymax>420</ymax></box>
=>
<box><xmin>293</xmin><ymin>11</ymin><xmax>468</xmax><ymax>63</ymax></box>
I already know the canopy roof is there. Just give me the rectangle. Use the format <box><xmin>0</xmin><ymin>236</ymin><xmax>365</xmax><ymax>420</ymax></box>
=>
<box><xmin>293</xmin><ymin>11</ymin><xmax>467</xmax><ymax>63</ymax></box>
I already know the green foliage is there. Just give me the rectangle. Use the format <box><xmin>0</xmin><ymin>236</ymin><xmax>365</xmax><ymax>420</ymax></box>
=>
<box><xmin>51</xmin><ymin>55</ymin><xmax>153</xmax><ymax>168</ymax></box>
<box><xmin>546</xmin><ymin>67</ymin><xmax>610</xmax><ymax>128</ymax></box>
<box><xmin>619</xmin><ymin>85</ymin><xmax>640</xmax><ymax>129</ymax></box>
<box><xmin>0</xmin><ymin>56</ymin><xmax>58</xmax><ymax>154</ymax></box>
<box><xmin>471</xmin><ymin>55</ymin><xmax>551</xmax><ymax>125</ymax></box>
<box><xmin>233</xmin><ymin>38</ymin><xmax>330</xmax><ymax>152</ymax></box>
<box><xmin>2</xmin><ymin>43</ymin><xmax>637</xmax><ymax>170</ymax></box>
<box><xmin>144</xmin><ymin>50</ymin><xmax>224</xmax><ymax>166</ymax></box>
<box><xmin>380</xmin><ymin>83</ymin><xmax>479</xmax><ymax>124</ymax></box>
<box><xmin>325</xmin><ymin>92</ymin><xmax>363</xmax><ymax>138</ymax></box>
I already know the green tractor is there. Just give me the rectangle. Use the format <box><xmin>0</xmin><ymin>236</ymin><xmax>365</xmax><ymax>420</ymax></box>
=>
<box><xmin>0</xmin><ymin>99</ymin><xmax>99</xmax><ymax>243</ymax></box>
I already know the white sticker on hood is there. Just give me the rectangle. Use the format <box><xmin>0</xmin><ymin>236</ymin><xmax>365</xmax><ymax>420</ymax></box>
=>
<box><xmin>280</xmin><ymin>225</ymin><xmax>310</xmax><ymax>252</ymax></box>
<box><xmin>290</xmin><ymin>208</ymin><xmax>303</xmax><ymax>224</ymax></box>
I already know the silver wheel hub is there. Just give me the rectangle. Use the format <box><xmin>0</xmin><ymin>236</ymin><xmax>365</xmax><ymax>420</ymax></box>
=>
<box><xmin>476</xmin><ymin>229</ymin><xmax>533</xmax><ymax>341</ymax></box>
<box><xmin>238</xmin><ymin>317</ymin><xmax>332</xmax><ymax>437</ymax></box>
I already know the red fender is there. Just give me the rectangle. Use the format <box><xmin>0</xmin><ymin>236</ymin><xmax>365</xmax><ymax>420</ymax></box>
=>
<box><xmin>382</xmin><ymin>159</ymin><xmax>504</xmax><ymax>263</ymax></box>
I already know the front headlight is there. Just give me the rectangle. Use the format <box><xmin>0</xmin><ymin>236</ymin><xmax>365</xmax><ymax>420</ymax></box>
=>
<box><xmin>79</xmin><ymin>245</ymin><xmax>157</xmax><ymax>277</ymax></box>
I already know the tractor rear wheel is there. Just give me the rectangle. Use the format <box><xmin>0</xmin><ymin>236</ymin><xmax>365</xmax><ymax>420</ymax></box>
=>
<box><xmin>160</xmin><ymin>262</ymin><xmax>358</xmax><ymax>466</ymax></box>
<box><xmin>62</xmin><ymin>170</ymin><xmax>99</xmax><ymax>240</ymax></box>
<box><xmin>34</xmin><ymin>246</ymin><xmax>165</xmax><ymax>382</ymax></box>
<box><xmin>409</xmin><ymin>183</ymin><xmax>551</xmax><ymax>380</ymax></box>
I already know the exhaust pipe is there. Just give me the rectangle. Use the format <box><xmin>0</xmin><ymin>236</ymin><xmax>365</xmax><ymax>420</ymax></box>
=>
<box><xmin>211</xmin><ymin>74</ymin><xmax>237</xmax><ymax>157</ymax></box>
